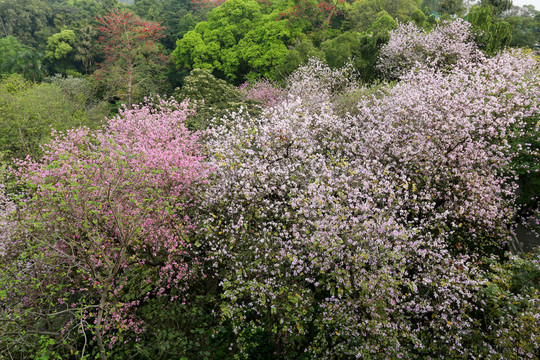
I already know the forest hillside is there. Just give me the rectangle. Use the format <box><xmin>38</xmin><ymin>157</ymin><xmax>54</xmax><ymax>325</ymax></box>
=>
<box><xmin>1</xmin><ymin>0</ymin><xmax>540</xmax><ymax>359</ymax></box>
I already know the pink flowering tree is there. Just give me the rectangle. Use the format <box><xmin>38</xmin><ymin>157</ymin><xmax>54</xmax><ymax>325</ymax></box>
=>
<box><xmin>4</xmin><ymin>98</ymin><xmax>208</xmax><ymax>359</ymax></box>
<box><xmin>199</xmin><ymin>49</ymin><xmax>540</xmax><ymax>357</ymax></box>
<box><xmin>378</xmin><ymin>19</ymin><xmax>484</xmax><ymax>80</ymax></box>
<box><xmin>238</xmin><ymin>79</ymin><xmax>286</xmax><ymax>108</ymax></box>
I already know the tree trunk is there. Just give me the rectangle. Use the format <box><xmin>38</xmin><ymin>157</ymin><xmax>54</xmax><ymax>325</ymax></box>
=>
<box><xmin>0</xmin><ymin>16</ymin><xmax>8</xmax><ymax>37</ymax></box>
<box><xmin>128</xmin><ymin>67</ymin><xmax>133</xmax><ymax>110</ymax></box>
<box><xmin>96</xmin><ymin>286</ymin><xmax>109</xmax><ymax>360</ymax></box>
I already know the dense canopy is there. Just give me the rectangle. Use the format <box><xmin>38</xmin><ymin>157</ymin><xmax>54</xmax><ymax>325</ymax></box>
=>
<box><xmin>0</xmin><ymin>0</ymin><xmax>540</xmax><ymax>359</ymax></box>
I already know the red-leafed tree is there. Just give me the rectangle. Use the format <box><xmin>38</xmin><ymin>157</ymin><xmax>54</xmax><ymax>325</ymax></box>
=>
<box><xmin>93</xmin><ymin>10</ymin><xmax>168</xmax><ymax>109</ymax></box>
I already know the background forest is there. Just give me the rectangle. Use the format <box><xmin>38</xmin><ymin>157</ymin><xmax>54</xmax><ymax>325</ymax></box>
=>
<box><xmin>1</xmin><ymin>0</ymin><xmax>540</xmax><ymax>359</ymax></box>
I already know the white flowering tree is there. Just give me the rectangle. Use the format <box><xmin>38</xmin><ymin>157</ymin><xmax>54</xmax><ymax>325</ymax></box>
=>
<box><xmin>198</xmin><ymin>47</ymin><xmax>540</xmax><ymax>357</ymax></box>
<box><xmin>378</xmin><ymin>19</ymin><xmax>483</xmax><ymax>80</ymax></box>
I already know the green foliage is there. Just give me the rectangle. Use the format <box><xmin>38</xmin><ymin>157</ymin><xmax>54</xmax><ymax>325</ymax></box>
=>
<box><xmin>411</xmin><ymin>8</ymin><xmax>428</xmax><ymax>28</ymax></box>
<box><xmin>508</xmin><ymin>13</ymin><xmax>540</xmax><ymax>49</ymax></box>
<box><xmin>322</xmin><ymin>31</ymin><xmax>361</xmax><ymax>69</ymax></box>
<box><xmin>439</xmin><ymin>0</ymin><xmax>466</xmax><ymax>15</ymax></box>
<box><xmin>480</xmin><ymin>250</ymin><xmax>540</xmax><ymax>356</ymax></box>
<box><xmin>481</xmin><ymin>0</ymin><xmax>513</xmax><ymax>16</ymax></box>
<box><xmin>0</xmin><ymin>36</ymin><xmax>30</xmax><ymax>75</ymax></box>
<box><xmin>73</xmin><ymin>25</ymin><xmax>98</xmax><ymax>74</ymax></box>
<box><xmin>45</xmin><ymin>29</ymin><xmax>79</xmax><ymax>75</ymax></box>
<box><xmin>276</xmin><ymin>39</ymin><xmax>324</xmax><ymax>79</ymax></box>
<box><xmin>179</xmin><ymin>69</ymin><xmax>242</xmax><ymax>105</ymax></box>
<box><xmin>0</xmin><ymin>40</ymin><xmax>48</xmax><ymax>83</ymax></box>
<box><xmin>134</xmin><ymin>0</ymin><xmax>164</xmax><ymax>20</ymax></box>
<box><xmin>0</xmin><ymin>0</ymin><xmax>51</xmax><ymax>48</ymax></box>
<box><xmin>108</xmin><ymin>283</ymin><xmax>233</xmax><ymax>359</ymax></box>
<box><xmin>467</xmin><ymin>6</ymin><xmax>513</xmax><ymax>56</ymax></box>
<box><xmin>346</xmin><ymin>0</ymin><xmax>421</xmax><ymax>33</ymax></box>
<box><xmin>321</xmin><ymin>12</ymin><xmax>396</xmax><ymax>83</ymax></box>
<box><xmin>159</xmin><ymin>0</ymin><xmax>201</xmax><ymax>49</ymax></box>
<box><xmin>175</xmin><ymin>68</ymin><xmax>249</xmax><ymax>130</ymax></box>
<box><xmin>172</xmin><ymin>0</ymin><xmax>304</xmax><ymax>82</ymax></box>
<box><xmin>46</xmin><ymin>29</ymin><xmax>76</xmax><ymax>60</ymax></box>
<box><xmin>0</xmin><ymin>74</ymin><xmax>103</xmax><ymax>162</ymax></box>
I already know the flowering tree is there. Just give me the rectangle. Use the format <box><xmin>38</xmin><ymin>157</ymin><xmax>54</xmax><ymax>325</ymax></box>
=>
<box><xmin>199</xmin><ymin>48</ymin><xmax>540</xmax><ymax>357</ymax></box>
<box><xmin>93</xmin><ymin>10</ymin><xmax>168</xmax><ymax>109</ymax></box>
<box><xmin>285</xmin><ymin>57</ymin><xmax>359</xmax><ymax>111</ymax></box>
<box><xmin>7</xmin><ymin>99</ymin><xmax>208</xmax><ymax>359</ymax></box>
<box><xmin>238</xmin><ymin>79</ymin><xmax>286</xmax><ymax>108</ymax></box>
<box><xmin>378</xmin><ymin>19</ymin><xmax>483</xmax><ymax>79</ymax></box>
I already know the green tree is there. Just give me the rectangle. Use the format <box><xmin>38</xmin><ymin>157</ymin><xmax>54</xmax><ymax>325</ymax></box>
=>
<box><xmin>74</xmin><ymin>24</ymin><xmax>98</xmax><ymax>74</ymax></box>
<box><xmin>45</xmin><ymin>29</ymin><xmax>79</xmax><ymax>75</ymax></box>
<box><xmin>173</xmin><ymin>0</ymin><xmax>305</xmax><ymax>81</ymax></box>
<box><xmin>321</xmin><ymin>12</ymin><xmax>397</xmax><ymax>82</ymax></box>
<box><xmin>508</xmin><ymin>13</ymin><xmax>540</xmax><ymax>48</ymax></box>
<box><xmin>45</xmin><ymin>29</ymin><xmax>76</xmax><ymax>60</ymax></box>
<box><xmin>0</xmin><ymin>0</ymin><xmax>51</xmax><ymax>48</ymax></box>
<box><xmin>411</xmin><ymin>8</ymin><xmax>428</xmax><ymax>28</ymax></box>
<box><xmin>274</xmin><ymin>0</ymin><xmax>349</xmax><ymax>44</ymax></box>
<box><xmin>159</xmin><ymin>0</ymin><xmax>201</xmax><ymax>49</ymax></box>
<box><xmin>134</xmin><ymin>0</ymin><xmax>164</xmax><ymax>20</ymax></box>
<box><xmin>467</xmin><ymin>6</ymin><xmax>513</xmax><ymax>55</ymax></box>
<box><xmin>481</xmin><ymin>0</ymin><xmax>513</xmax><ymax>15</ymax></box>
<box><xmin>3</xmin><ymin>50</ymin><xmax>48</xmax><ymax>83</ymax></box>
<box><xmin>175</xmin><ymin>68</ymin><xmax>245</xmax><ymax>129</ymax></box>
<box><xmin>276</xmin><ymin>39</ymin><xmax>324</xmax><ymax>78</ymax></box>
<box><xmin>0</xmin><ymin>36</ymin><xmax>29</xmax><ymax>75</ymax></box>
<box><xmin>439</xmin><ymin>0</ymin><xmax>466</xmax><ymax>15</ymax></box>
<box><xmin>346</xmin><ymin>0</ymin><xmax>421</xmax><ymax>32</ymax></box>
<box><xmin>0</xmin><ymin>74</ymin><xmax>99</xmax><ymax>161</ymax></box>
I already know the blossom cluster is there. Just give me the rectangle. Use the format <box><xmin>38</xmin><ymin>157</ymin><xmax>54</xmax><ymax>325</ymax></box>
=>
<box><xmin>238</xmin><ymin>79</ymin><xmax>286</xmax><ymax>108</ymax></box>
<box><xmin>200</xmin><ymin>48</ymin><xmax>540</xmax><ymax>357</ymax></box>
<box><xmin>8</xmin><ymin>98</ymin><xmax>208</xmax><ymax>347</ymax></box>
<box><xmin>378</xmin><ymin>19</ymin><xmax>483</xmax><ymax>79</ymax></box>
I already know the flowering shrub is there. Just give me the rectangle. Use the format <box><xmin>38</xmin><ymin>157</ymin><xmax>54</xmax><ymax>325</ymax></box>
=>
<box><xmin>285</xmin><ymin>57</ymin><xmax>359</xmax><ymax>111</ymax></box>
<box><xmin>200</xmin><ymin>50</ymin><xmax>540</xmax><ymax>357</ymax></box>
<box><xmin>378</xmin><ymin>19</ymin><xmax>483</xmax><ymax>80</ymax></box>
<box><xmin>238</xmin><ymin>79</ymin><xmax>286</xmax><ymax>108</ymax></box>
<box><xmin>3</xmin><ymin>98</ymin><xmax>208</xmax><ymax>359</ymax></box>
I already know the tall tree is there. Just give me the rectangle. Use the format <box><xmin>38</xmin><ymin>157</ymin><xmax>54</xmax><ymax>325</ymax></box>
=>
<box><xmin>0</xmin><ymin>36</ymin><xmax>29</xmax><ymax>75</ymax></box>
<box><xmin>347</xmin><ymin>0</ymin><xmax>422</xmax><ymax>32</ymax></box>
<box><xmin>0</xmin><ymin>0</ymin><xmax>50</xmax><ymax>48</ymax></box>
<box><xmin>74</xmin><ymin>25</ymin><xmax>98</xmax><ymax>74</ymax></box>
<box><xmin>173</xmin><ymin>0</ymin><xmax>305</xmax><ymax>81</ymax></box>
<box><xmin>481</xmin><ymin>0</ymin><xmax>513</xmax><ymax>15</ymax></box>
<box><xmin>45</xmin><ymin>29</ymin><xmax>78</xmax><ymax>74</ymax></box>
<box><xmin>4</xmin><ymin>50</ymin><xmax>48</xmax><ymax>83</ymax></box>
<box><xmin>467</xmin><ymin>6</ymin><xmax>513</xmax><ymax>55</ymax></box>
<box><xmin>93</xmin><ymin>9</ymin><xmax>168</xmax><ymax>108</ymax></box>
